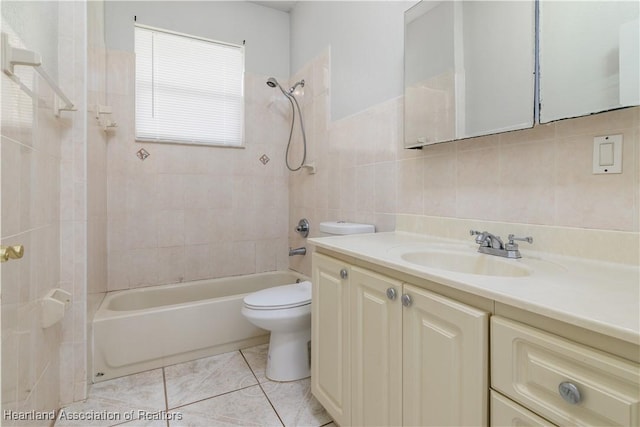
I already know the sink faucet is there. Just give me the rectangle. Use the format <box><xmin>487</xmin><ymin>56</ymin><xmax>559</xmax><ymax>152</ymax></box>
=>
<box><xmin>471</xmin><ymin>230</ymin><xmax>504</xmax><ymax>249</ymax></box>
<box><xmin>470</xmin><ymin>230</ymin><xmax>532</xmax><ymax>259</ymax></box>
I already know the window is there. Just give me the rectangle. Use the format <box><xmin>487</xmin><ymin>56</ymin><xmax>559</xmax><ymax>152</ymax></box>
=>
<box><xmin>135</xmin><ymin>25</ymin><xmax>244</xmax><ymax>146</ymax></box>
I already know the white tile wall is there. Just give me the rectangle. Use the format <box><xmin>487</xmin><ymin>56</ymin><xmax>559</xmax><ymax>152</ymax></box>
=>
<box><xmin>0</xmin><ymin>7</ymin><xmax>78</xmax><ymax>417</ymax></box>
<box><xmin>288</xmin><ymin>49</ymin><xmax>640</xmax><ymax>277</ymax></box>
<box><xmin>105</xmin><ymin>51</ymin><xmax>290</xmax><ymax>291</ymax></box>
<box><xmin>57</xmin><ymin>0</ymin><xmax>92</xmax><ymax>407</ymax></box>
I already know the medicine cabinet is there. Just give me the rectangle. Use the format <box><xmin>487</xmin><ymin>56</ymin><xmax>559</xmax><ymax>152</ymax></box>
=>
<box><xmin>404</xmin><ymin>1</ymin><xmax>536</xmax><ymax>147</ymax></box>
<box><xmin>404</xmin><ymin>0</ymin><xmax>640</xmax><ymax>148</ymax></box>
<box><xmin>539</xmin><ymin>1</ymin><xmax>639</xmax><ymax>123</ymax></box>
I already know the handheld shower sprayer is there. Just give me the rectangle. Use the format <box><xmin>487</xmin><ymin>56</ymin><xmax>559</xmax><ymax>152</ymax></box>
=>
<box><xmin>267</xmin><ymin>77</ymin><xmax>305</xmax><ymax>96</ymax></box>
<box><xmin>266</xmin><ymin>77</ymin><xmax>307</xmax><ymax>172</ymax></box>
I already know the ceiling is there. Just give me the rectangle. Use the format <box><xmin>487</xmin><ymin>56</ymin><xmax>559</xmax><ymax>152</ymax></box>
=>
<box><xmin>250</xmin><ymin>1</ymin><xmax>298</xmax><ymax>13</ymax></box>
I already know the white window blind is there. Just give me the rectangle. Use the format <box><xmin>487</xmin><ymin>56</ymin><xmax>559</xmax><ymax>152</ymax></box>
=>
<box><xmin>135</xmin><ymin>25</ymin><xmax>244</xmax><ymax>146</ymax></box>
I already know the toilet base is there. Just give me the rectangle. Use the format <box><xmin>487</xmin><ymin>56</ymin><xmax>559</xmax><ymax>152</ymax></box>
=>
<box><xmin>266</xmin><ymin>329</ymin><xmax>311</xmax><ymax>382</ymax></box>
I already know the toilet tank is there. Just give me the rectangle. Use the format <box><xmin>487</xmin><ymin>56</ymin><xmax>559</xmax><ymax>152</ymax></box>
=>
<box><xmin>318</xmin><ymin>221</ymin><xmax>375</xmax><ymax>237</ymax></box>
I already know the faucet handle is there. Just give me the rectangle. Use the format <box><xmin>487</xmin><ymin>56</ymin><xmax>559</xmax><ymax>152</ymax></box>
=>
<box><xmin>508</xmin><ymin>234</ymin><xmax>533</xmax><ymax>245</ymax></box>
<box><xmin>470</xmin><ymin>230</ymin><xmax>483</xmax><ymax>236</ymax></box>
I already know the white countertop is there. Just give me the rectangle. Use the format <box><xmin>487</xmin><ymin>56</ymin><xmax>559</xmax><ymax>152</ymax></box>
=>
<box><xmin>309</xmin><ymin>231</ymin><xmax>640</xmax><ymax>345</ymax></box>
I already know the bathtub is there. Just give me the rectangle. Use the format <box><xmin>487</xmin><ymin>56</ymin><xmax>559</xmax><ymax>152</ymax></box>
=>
<box><xmin>93</xmin><ymin>270</ymin><xmax>307</xmax><ymax>382</ymax></box>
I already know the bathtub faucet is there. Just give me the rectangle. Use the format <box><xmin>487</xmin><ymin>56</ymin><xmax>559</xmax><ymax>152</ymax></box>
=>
<box><xmin>289</xmin><ymin>247</ymin><xmax>306</xmax><ymax>256</ymax></box>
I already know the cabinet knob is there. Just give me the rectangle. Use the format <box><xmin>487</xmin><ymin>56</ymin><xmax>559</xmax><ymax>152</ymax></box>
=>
<box><xmin>340</xmin><ymin>269</ymin><xmax>348</xmax><ymax>279</ymax></box>
<box><xmin>558</xmin><ymin>381</ymin><xmax>581</xmax><ymax>405</ymax></box>
<box><xmin>386</xmin><ymin>288</ymin><xmax>397</xmax><ymax>300</ymax></box>
<box><xmin>401</xmin><ymin>293</ymin><xmax>412</xmax><ymax>307</ymax></box>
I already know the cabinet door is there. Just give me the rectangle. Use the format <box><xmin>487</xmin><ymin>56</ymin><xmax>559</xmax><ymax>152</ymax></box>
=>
<box><xmin>311</xmin><ymin>252</ymin><xmax>351</xmax><ymax>426</ymax></box>
<box><xmin>402</xmin><ymin>284</ymin><xmax>489</xmax><ymax>426</ymax></box>
<box><xmin>350</xmin><ymin>267</ymin><xmax>403</xmax><ymax>427</ymax></box>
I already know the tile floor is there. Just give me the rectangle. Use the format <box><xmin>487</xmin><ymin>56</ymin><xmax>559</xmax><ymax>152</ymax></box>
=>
<box><xmin>55</xmin><ymin>344</ymin><xmax>334</xmax><ymax>427</ymax></box>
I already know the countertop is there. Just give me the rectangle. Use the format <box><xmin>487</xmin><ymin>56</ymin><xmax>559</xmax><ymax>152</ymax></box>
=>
<box><xmin>309</xmin><ymin>231</ymin><xmax>640</xmax><ymax>346</ymax></box>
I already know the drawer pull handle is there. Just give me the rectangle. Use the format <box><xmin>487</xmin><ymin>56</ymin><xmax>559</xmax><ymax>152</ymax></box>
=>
<box><xmin>558</xmin><ymin>381</ymin><xmax>581</xmax><ymax>405</ymax></box>
<box><xmin>340</xmin><ymin>269</ymin><xmax>348</xmax><ymax>279</ymax></box>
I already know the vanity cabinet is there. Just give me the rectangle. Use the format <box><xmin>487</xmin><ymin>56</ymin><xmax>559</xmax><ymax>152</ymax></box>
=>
<box><xmin>350</xmin><ymin>266</ymin><xmax>403</xmax><ymax>426</ymax></box>
<box><xmin>491</xmin><ymin>317</ymin><xmax>640</xmax><ymax>427</ymax></box>
<box><xmin>403</xmin><ymin>283</ymin><xmax>488</xmax><ymax>426</ymax></box>
<box><xmin>311</xmin><ymin>253</ymin><xmax>352</xmax><ymax>426</ymax></box>
<box><xmin>312</xmin><ymin>252</ymin><xmax>489</xmax><ymax>426</ymax></box>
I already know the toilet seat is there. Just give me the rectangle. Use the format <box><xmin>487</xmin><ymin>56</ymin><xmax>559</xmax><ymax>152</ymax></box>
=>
<box><xmin>243</xmin><ymin>281</ymin><xmax>312</xmax><ymax>310</ymax></box>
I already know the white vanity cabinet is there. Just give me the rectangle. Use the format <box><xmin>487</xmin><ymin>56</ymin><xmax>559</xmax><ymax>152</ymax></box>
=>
<box><xmin>311</xmin><ymin>252</ymin><xmax>352</xmax><ymax>426</ymax></box>
<box><xmin>402</xmin><ymin>283</ymin><xmax>488</xmax><ymax>426</ymax></box>
<box><xmin>491</xmin><ymin>317</ymin><xmax>640</xmax><ymax>427</ymax></box>
<box><xmin>350</xmin><ymin>266</ymin><xmax>403</xmax><ymax>427</ymax></box>
<box><xmin>312</xmin><ymin>252</ymin><xmax>489</xmax><ymax>426</ymax></box>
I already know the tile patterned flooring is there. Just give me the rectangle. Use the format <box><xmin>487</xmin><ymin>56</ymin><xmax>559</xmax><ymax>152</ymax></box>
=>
<box><xmin>55</xmin><ymin>344</ymin><xmax>334</xmax><ymax>427</ymax></box>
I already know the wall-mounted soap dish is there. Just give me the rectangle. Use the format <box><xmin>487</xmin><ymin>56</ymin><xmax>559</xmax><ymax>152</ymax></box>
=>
<box><xmin>41</xmin><ymin>288</ymin><xmax>72</xmax><ymax>328</ymax></box>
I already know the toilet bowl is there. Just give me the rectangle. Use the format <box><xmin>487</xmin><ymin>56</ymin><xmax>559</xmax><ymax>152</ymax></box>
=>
<box><xmin>241</xmin><ymin>281</ymin><xmax>312</xmax><ymax>381</ymax></box>
<box><xmin>241</xmin><ymin>221</ymin><xmax>375</xmax><ymax>382</ymax></box>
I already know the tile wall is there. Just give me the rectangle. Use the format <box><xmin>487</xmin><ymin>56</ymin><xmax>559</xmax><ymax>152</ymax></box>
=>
<box><xmin>86</xmin><ymin>0</ymin><xmax>108</xmax><ymax>400</ymax></box>
<box><xmin>57</xmin><ymin>0</ymin><xmax>91</xmax><ymax>406</ymax></box>
<box><xmin>0</xmin><ymin>4</ymin><xmax>72</xmax><ymax>419</ymax></box>
<box><xmin>289</xmin><ymin>49</ymin><xmax>640</xmax><ymax>277</ymax></box>
<box><xmin>105</xmin><ymin>51</ymin><xmax>291</xmax><ymax>291</ymax></box>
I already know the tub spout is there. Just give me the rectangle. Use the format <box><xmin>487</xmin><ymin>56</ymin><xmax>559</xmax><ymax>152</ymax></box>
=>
<box><xmin>289</xmin><ymin>247</ymin><xmax>306</xmax><ymax>256</ymax></box>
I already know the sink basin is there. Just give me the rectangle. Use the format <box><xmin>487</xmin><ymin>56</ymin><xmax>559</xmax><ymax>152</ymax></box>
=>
<box><xmin>400</xmin><ymin>249</ymin><xmax>532</xmax><ymax>277</ymax></box>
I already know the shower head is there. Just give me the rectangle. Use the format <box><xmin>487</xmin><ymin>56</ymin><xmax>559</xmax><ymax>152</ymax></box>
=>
<box><xmin>267</xmin><ymin>77</ymin><xmax>291</xmax><ymax>98</ymax></box>
<box><xmin>266</xmin><ymin>77</ymin><xmax>278</xmax><ymax>88</ymax></box>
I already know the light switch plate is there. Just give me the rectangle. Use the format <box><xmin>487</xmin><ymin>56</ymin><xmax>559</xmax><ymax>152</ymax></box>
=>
<box><xmin>593</xmin><ymin>134</ymin><xmax>622</xmax><ymax>174</ymax></box>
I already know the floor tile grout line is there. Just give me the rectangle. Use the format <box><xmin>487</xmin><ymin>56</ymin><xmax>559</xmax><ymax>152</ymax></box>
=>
<box><xmin>162</xmin><ymin>368</ymin><xmax>170</xmax><ymax>427</ymax></box>
<box><xmin>257</xmin><ymin>381</ymin><xmax>286</xmax><ymax>427</ymax></box>
<box><xmin>167</xmin><ymin>383</ymin><xmax>263</xmax><ymax>412</ymax></box>
<box><xmin>239</xmin><ymin>348</ymin><xmax>262</xmax><ymax>385</ymax></box>
<box><xmin>240</xmin><ymin>348</ymin><xmax>286</xmax><ymax>427</ymax></box>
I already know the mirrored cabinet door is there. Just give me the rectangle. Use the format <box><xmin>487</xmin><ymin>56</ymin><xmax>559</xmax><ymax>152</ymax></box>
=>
<box><xmin>539</xmin><ymin>1</ymin><xmax>639</xmax><ymax>123</ymax></box>
<box><xmin>404</xmin><ymin>1</ymin><xmax>535</xmax><ymax>148</ymax></box>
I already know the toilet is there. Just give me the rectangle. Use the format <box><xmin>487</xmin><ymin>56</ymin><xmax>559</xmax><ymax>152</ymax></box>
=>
<box><xmin>241</xmin><ymin>221</ymin><xmax>375</xmax><ymax>382</ymax></box>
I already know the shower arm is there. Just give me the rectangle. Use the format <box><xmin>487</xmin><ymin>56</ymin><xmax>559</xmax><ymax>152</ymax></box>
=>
<box><xmin>289</xmin><ymin>79</ymin><xmax>305</xmax><ymax>94</ymax></box>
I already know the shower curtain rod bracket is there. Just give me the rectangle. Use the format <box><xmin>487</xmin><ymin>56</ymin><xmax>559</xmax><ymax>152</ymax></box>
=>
<box><xmin>2</xmin><ymin>32</ymin><xmax>76</xmax><ymax>116</ymax></box>
<box><xmin>54</xmin><ymin>96</ymin><xmax>78</xmax><ymax>117</ymax></box>
<box><xmin>1</xmin><ymin>33</ymin><xmax>42</xmax><ymax>75</ymax></box>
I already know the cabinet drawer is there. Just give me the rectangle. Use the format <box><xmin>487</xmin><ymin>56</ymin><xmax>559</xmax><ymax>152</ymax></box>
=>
<box><xmin>491</xmin><ymin>390</ymin><xmax>555</xmax><ymax>427</ymax></box>
<box><xmin>491</xmin><ymin>317</ymin><xmax>640</xmax><ymax>426</ymax></box>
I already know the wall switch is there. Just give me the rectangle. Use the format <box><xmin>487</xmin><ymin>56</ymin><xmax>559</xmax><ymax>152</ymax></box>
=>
<box><xmin>593</xmin><ymin>135</ymin><xmax>622</xmax><ymax>174</ymax></box>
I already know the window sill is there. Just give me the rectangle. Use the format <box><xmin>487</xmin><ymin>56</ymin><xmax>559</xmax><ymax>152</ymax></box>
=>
<box><xmin>135</xmin><ymin>138</ymin><xmax>246</xmax><ymax>149</ymax></box>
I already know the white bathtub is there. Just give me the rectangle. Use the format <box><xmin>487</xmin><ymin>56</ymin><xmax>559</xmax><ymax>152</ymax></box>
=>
<box><xmin>93</xmin><ymin>271</ymin><xmax>307</xmax><ymax>382</ymax></box>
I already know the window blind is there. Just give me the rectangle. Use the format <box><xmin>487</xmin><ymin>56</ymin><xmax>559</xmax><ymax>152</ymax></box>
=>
<box><xmin>135</xmin><ymin>25</ymin><xmax>244</xmax><ymax>146</ymax></box>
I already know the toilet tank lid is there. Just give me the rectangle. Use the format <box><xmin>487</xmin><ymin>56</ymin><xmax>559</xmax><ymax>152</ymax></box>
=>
<box><xmin>319</xmin><ymin>221</ymin><xmax>375</xmax><ymax>235</ymax></box>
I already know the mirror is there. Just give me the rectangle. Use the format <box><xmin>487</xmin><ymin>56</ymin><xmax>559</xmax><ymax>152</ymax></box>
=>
<box><xmin>404</xmin><ymin>1</ymin><xmax>536</xmax><ymax>147</ymax></box>
<box><xmin>539</xmin><ymin>1</ymin><xmax>639</xmax><ymax>123</ymax></box>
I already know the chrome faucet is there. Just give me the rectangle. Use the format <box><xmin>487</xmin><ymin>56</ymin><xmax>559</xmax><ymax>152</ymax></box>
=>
<box><xmin>289</xmin><ymin>247</ymin><xmax>307</xmax><ymax>256</ymax></box>
<box><xmin>470</xmin><ymin>230</ymin><xmax>532</xmax><ymax>259</ymax></box>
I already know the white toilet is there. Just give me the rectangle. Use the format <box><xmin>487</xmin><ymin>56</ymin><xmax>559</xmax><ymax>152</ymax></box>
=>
<box><xmin>241</xmin><ymin>221</ymin><xmax>375</xmax><ymax>382</ymax></box>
